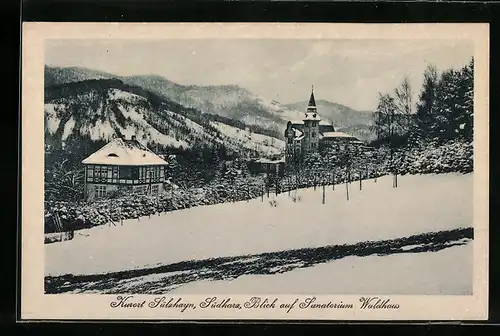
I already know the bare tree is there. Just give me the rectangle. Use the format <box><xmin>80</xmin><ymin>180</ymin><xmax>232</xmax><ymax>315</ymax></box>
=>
<box><xmin>373</xmin><ymin>93</ymin><xmax>399</xmax><ymax>187</ymax></box>
<box><xmin>394</xmin><ymin>76</ymin><xmax>414</xmax><ymax>135</ymax></box>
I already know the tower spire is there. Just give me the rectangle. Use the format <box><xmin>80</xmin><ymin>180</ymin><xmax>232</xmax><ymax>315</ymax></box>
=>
<box><xmin>308</xmin><ymin>85</ymin><xmax>316</xmax><ymax>108</ymax></box>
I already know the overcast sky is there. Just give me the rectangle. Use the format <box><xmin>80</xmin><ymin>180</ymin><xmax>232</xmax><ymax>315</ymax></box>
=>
<box><xmin>46</xmin><ymin>39</ymin><xmax>473</xmax><ymax>111</ymax></box>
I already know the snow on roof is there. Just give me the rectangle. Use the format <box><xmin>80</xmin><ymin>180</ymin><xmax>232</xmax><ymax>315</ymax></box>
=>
<box><xmin>292</xmin><ymin>118</ymin><xmax>331</xmax><ymax>126</ymax></box>
<box><xmin>82</xmin><ymin>137</ymin><xmax>168</xmax><ymax>166</ymax></box>
<box><xmin>255</xmin><ymin>157</ymin><xmax>285</xmax><ymax>164</ymax></box>
<box><xmin>321</xmin><ymin>131</ymin><xmax>357</xmax><ymax>139</ymax></box>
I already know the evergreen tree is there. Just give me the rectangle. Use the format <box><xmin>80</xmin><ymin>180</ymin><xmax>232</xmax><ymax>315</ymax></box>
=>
<box><xmin>457</xmin><ymin>57</ymin><xmax>474</xmax><ymax>141</ymax></box>
<box><xmin>415</xmin><ymin>64</ymin><xmax>439</xmax><ymax>140</ymax></box>
<box><xmin>433</xmin><ymin>68</ymin><xmax>461</xmax><ymax>142</ymax></box>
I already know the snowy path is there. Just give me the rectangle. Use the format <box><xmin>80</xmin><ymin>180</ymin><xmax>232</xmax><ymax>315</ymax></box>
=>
<box><xmin>45</xmin><ymin>173</ymin><xmax>473</xmax><ymax>279</ymax></box>
<box><xmin>45</xmin><ymin>227</ymin><xmax>472</xmax><ymax>294</ymax></box>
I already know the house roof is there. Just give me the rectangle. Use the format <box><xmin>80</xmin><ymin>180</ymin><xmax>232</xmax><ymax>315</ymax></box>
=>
<box><xmin>291</xmin><ymin>119</ymin><xmax>331</xmax><ymax>126</ymax></box>
<box><xmin>82</xmin><ymin>137</ymin><xmax>168</xmax><ymax>166</ymax></box>
<box><xmin>255</xmin><ymin>157</ymin><xmax>285</xmax><ymax>164</ymax></box>
<box><xmin>320</xmin><ymin>131</ymin><xmax>357</xmax><ymax>139</ymax></box>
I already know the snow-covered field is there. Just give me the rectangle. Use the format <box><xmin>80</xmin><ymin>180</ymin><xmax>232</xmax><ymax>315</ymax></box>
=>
<box><xmin>45</xmin><ymin>173</ymin><xmax>473</xmax><ymax>279</ymax></box>
<box><xmin>170</xmin><ymin>243</ymin><xmax>472</xmax><ymax>295</ymax></box>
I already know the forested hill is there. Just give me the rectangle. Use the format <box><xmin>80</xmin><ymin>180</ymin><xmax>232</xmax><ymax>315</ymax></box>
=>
<box><xmin>44</xmin><ymin>78</ymin><xmax>285</xmax><ymax>162</ymax></box>
<box><xmin>45</xmin><ymin>65</ymin><xmax>377</xmax><ymax>141</ymax></box>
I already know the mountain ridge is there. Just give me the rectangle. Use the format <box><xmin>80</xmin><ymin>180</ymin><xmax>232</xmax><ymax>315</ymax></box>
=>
<box><xmin>44</xmin><ymin>78</ymin><xmax>286</xmax><ymax>160</ymax></box>
<box><xmin>45</xmin><ymin>65</ymin><xmax>376</xmax><ymax>141</ymax></box>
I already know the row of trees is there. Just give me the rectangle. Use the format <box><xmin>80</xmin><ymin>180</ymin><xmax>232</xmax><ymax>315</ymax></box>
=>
<box><xmin>372</xmin><ymin>58</ymin><xmax>474</xmax><ymax>148</ymax></box>
<box><xmin>368</xmin><ymin>58</ymin><xmax>474</xmax><ymax>184</ymax></box>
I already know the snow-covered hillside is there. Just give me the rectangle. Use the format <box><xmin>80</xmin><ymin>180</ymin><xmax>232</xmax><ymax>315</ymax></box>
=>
<box><xmin>45</xmin><ymin>173</ymin><xmax>472</xmax><ymax>278</ymax></box>
<box><xmin>46</xmin><ymin>88</ymin><xmax>190</xmax><ymax>149</ymax></box>
<box><xmin>210</xmin><ymin>121</ymin><xmax>285</xmax><ymax>156</ymax></box>
<box><xmin>121</xmin><ymin>77</ymin><xmax>295</xmax><ymax>131</ymax></box>
<box><xmin>45</xmin><ymin>66</ymin><xmax>376</xmax><ymax>140</ymax></box>
<box><xmin>44</xmin><ymin>80</ymin><xmax>284</xmax><ymax>157</ymax></box>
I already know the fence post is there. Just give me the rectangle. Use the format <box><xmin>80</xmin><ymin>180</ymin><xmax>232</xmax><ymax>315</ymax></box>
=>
<box><xmin>346</xmin><ymin>179</ymin><xmax>349</xmax><ymax>201</ymax></box>
<box><xmin>247</xmin><ymin>183</ymin><xmax>250</xmax><ymax>202</ymax></box>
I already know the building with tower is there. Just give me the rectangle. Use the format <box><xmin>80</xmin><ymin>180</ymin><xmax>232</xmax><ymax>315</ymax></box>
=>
<box><xmin>284</xmin><ymin>87</ymin><xmax>362</xmax><ymax>165</ymax></box>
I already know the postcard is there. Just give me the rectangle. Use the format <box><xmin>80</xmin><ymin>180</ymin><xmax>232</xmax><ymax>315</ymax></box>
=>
<box><xmin>20</xmin><ymin>22</ymin><xmax>489</xmax><ymax>321</ymax></box>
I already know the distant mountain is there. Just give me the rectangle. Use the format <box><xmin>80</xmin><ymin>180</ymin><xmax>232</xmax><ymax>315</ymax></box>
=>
<box><xmin>284</xmin><ymin>100</ymin><xmax>376</xmax><ymax>141</ymax></box>
<box><xmin>44</xmin><ymin>65</ymin><xmax>116</xmax><ymax>87</ymax></box>
<box><xmin>45</xmin><ymin>67</ymin><xmax>293</xmax><ymax>136</ymax></box>
<box><xmin>120</xmin><ymin>76</ymin><xmax>292</xmax><ymax>133</ymax></box>
<box><xmin>44</xmin><ymin>65</ymin><xmax>375</xmax><ymax>141</ymax></box>
<box><xmin>283</xmin><ymin>99</ymin><xmax>373</xmax><ymax>127</ymax></box>
<box><xmin>44</xmin><ymin>78</ymin><xmax>285</xmax><ymax>159</ymax></box>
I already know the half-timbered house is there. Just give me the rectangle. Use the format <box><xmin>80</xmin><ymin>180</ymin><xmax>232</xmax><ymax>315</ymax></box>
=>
<box><xmin>81</xmin><ymin>135</ymin><xmax>168</xmax><ymax>200</ymax></box>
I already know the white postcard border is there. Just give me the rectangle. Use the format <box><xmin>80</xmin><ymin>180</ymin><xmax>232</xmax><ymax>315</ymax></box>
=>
<box><xmin>21</xmin><ymin>22</ymin><xmax>489</xmax><ymax>321</ymax></box>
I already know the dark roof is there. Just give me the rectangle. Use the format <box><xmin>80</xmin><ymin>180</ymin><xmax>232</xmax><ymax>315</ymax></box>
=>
<box><xmin>308</xmin><ymin>88</ymin><xmax>316</xmax><ymax>107</ymax></box>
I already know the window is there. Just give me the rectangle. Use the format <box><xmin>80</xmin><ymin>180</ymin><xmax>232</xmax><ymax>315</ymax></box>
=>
<box><xmin>100</xmin><ymin>166</ymin><xmax>107</xmax><ymax>179</ymax></box>
<box><xmin>139</xmin><ymin>167</ymin><xmax>147</xmax><ymax>180</ymax></box>
<box><xmin>120</xmin><ymin>166</ymin><xmax>130</xmax><ymax>179</ymax></box>
<box><xmin>312</xmin><ymin>132</ymin><xmax>316</xmax><ymax>138</ymax></box>
<box><xmin>93</xmin><ymin>166</ymin><xmax>107</xmax><ymax>181</ymax></box>
<box><xmin>93</xmin><ymin>166</ymin><xmax>100</xmax><ymax>179</ymax></box>
<box><xmin>95</xmin><ymin>185</ymin><xmax>106</xmax><ymax>198</ymax></box>
<box><xmin>134</xmin><ymin>185</ymin><xmax>148</xmax><ymax>195</ymax></box>
<box><xmin>151</xmin><ymin>184</ymin><xmax>160</xmax><ymax>195</ymax></box>
<box><xmin>107</xmin><ymin>153</ymin><xmax>119</xmax><ymax>157</ymax></box>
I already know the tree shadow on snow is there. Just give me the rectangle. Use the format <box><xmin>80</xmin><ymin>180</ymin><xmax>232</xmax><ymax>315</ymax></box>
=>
<box><xmin>45</xmin><ymin>227</ymin><xmax>473</xmax><ymax>294</ymax></box>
